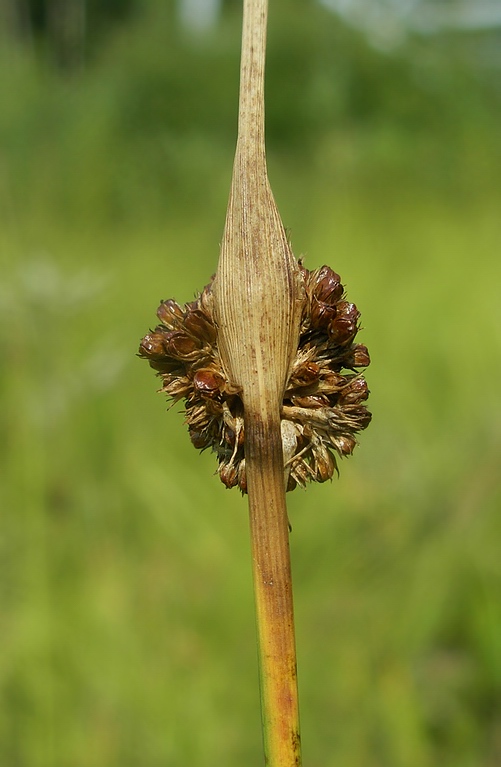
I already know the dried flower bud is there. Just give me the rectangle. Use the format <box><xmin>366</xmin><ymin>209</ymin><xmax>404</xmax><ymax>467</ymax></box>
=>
<box><xmin>157</xmin><ymin>299</ymin><xmax>184</xmax><ymax>328</ymax></box>
<box><xmin>336</xmin><ymin>434</ymin><xmax>357</xmax><ymax>456</ymax></box>
<box><xmin>289</xmin><ymin>361</ymin><xmax>320</xmax><ymax>388</ymax></box>
<box><xmin>314</xmin><ymin>442</ymin><xmax>336</xmax><ymax>482</ymax></box>
<box><xmin>161</xmin><ymin>375</ymin><xmax>191</xmax><ymax>400</ymax></box>
<box><xmin>184</xmin><ymin>310</ymin><xmax>217</xmax><ymax>344</ymax></box>
<box><xmin>338</xmin><ymin>376</ymin><xmax>369</xmax><ymax>405</ymax></box>
<box><xmin>344</xmin><ymin>344</ymin><xmax>371</xmax><ymax>369</ymax></box>
<box><xmin>310</xmin><ymin>266</ymin><xmax>343</xmax><ymax>304</ymax></box>
<box><xmin>189</xmin><ymin>427</ymin><xmax>212</xmax><ymax>450</ymax></box>
<box><xmin>139</xmin><ymin>331</ymin><xmax>168</xmax><ymax>359</ymax></box>
<box><xmin>219</xmin><ymin>460</ymin><xmax>239</xmax><ymax>489</ymax></box>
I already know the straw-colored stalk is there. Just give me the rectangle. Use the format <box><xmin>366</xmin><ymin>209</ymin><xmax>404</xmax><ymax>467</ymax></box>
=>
<box><xmin>212</xmin><ymin>0</ymin><xmax>303</xmax><ymax>764</ymax></box>
<box><xmin>139</xmin><ymin>0</ymin><xmax>371</xmax><ymax>759</ymax></box>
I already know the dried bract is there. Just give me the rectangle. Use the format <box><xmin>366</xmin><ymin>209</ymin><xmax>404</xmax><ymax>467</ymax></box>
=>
<box><xmin>139</xmin><ymin>265</ymin><xmax>371</xmax><ymax>492</ymax></box>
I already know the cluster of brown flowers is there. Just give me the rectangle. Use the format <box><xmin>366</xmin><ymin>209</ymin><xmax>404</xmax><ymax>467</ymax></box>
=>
<box><xmin>139</xmin><ymin>264</ymin><xmax>371</xmax><ymax>492</ymax></box>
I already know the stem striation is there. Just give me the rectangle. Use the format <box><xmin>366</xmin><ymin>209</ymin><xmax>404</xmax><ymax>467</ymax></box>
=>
<box><xmin>212</xmin><ymin>0</ymin><xmax>303</xmax><ymax>764</ymax></box>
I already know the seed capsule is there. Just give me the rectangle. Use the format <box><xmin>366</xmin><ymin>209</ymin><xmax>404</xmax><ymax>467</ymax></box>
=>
<box><xmin>338</xmin><ymin>377</ymin><xmax>369</xmax><ymax>405</ymax></box>
<box><xmin>165</xmin><ymin>331</ymin><xmax>201</xmax><ymax>360</ymax></box>
<box><xmin>193</xmin><ymin>369</ymin><xmax>225</xmax><ymax>398</ymax></box>
<box><xmin>328</xmin><ymin>301</ymin><xmax>360</xmax><ymax>345</ymax></box>
<box><xmin>310</xmin><ymin>298</ymin><xmax>337</xmax><ymax>330</ymax></box>
<box><xmin>139</xmin><ymin>332</ymin><xmax>167</xmax><ymax>359</ymax></box>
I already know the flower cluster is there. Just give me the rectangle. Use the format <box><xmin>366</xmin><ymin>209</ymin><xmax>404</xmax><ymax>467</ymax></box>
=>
<box><xmin>139</xmin><ymin>265</ymin><xmax>371</xmax><ymax>492</ymax></box>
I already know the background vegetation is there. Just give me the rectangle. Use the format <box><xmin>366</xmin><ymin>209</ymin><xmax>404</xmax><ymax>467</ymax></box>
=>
<box><xmin>1</xmin><ymin>1</ymin><xmax>500</xmax><ymax>765</ymax></box>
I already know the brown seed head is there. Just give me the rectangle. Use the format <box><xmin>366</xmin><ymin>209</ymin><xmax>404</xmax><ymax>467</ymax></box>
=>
<box><xmin>139</xmin><ymin>264</ymin><xmax>371</xmax><ymax>493</ymax></box>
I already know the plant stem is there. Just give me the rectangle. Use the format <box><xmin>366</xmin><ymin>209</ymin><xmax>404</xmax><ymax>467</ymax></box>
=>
<box><xmin>213</xmin><ymin>0</ymin><xmax>302</xmax><ymax>764</ymax></box>
<box><xmin>246</xmin><ymin>416</ymin><xmax>302</xmax><ymax>766</ymax></box>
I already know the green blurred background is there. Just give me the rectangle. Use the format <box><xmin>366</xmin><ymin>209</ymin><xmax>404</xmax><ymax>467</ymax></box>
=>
<box><xmin>1</xmin><ymin>0</ymin><xmax>500</xmax><ymax>765</ymax></box>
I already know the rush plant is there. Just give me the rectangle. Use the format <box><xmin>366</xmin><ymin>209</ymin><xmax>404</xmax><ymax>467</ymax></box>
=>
<box><xmin>139</xmin><ymin>0</ymin><xmax>371</xmax><ymax>764</ymax></box>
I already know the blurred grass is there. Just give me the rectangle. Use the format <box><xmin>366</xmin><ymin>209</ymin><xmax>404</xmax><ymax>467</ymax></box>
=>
<box><xmin>1</xmin><ymin>6</ymin><xmax>501</xmax><ymax>766</ymax></box>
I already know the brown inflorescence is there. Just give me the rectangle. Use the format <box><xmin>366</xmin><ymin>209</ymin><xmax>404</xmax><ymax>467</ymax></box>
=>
<box><xmin>138</xmin><ymin>265</ymin><xmax>371</xmax><ymax>492</ymax></box>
